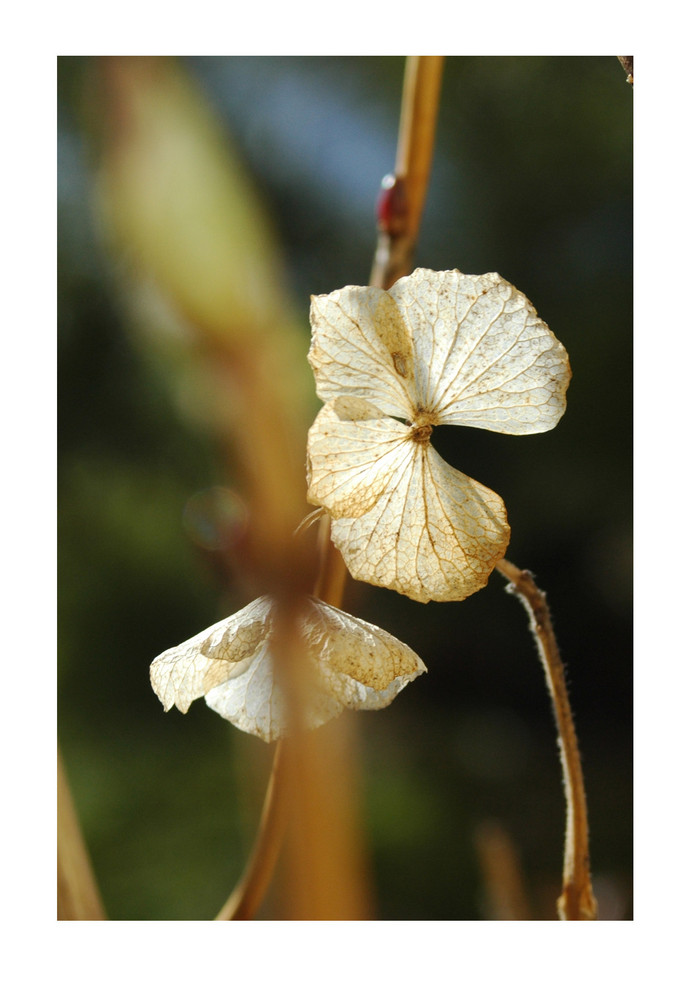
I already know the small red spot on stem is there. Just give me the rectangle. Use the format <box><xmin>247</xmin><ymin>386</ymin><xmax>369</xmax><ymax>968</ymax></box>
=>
<box><xmin>376</xmin><ymin>173</ymin><xmax>407</xmax><ymax>236</ymax></box>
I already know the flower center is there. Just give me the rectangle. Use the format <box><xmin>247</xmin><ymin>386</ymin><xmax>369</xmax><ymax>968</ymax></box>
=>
<box><xmin>411</xmin><ymin>425</ymin><xmax>432</xmax><ymax>443</ymax></box>
<box><xmin>409</xmin><ymin>413</ymin><xmax>434</xmax><ymax>444</ymax></box>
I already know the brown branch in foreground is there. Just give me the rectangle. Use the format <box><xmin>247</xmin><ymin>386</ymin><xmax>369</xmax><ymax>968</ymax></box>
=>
<box><xmin>216</xmin><ymin>55</ymin><xmax>446</xmax><ymax>922</ymax></box>
<box><xmin>496</xmin><ymin>558</ymin><xmax>597</xmax><ymax>921</ymax></box>
<box><xmin>58</xmin><ymin>749</ymin><xmax>106</xmax><ymax>920</ymax></box>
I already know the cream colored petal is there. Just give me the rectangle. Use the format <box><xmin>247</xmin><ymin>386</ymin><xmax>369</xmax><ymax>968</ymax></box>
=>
<box><xmin>203</xmin><ymin>640</ymin><xmax>346</xmax><ymax>742</ymax></box>
<box><xmin>388</xmin><ymin>268</ymin><xmax>571</xmax><ymax>434</ymax></box>
<box><xmin>303</xmin><ymin>598</ymin><xmax>426</xmax><ymax>694</ymax></box>
<box><xmin>152</xmin><ymin>596</ymin><xmax>426</xmax><ymax>742</ymax></box>
<box><xmin>149</xmin><ymin>596</ymin><xmax>272</xmax><ymax>713</ymax></box>
<box><xmin>329</xmin><ymin>442</ymin><xmax>510</xmax><ymax>603</ymax></box>
<box><xmin>306</xmin><ymin>397</ymin><xmax>414</xmax><ymax>519</ymax></box>
<box><xmin>308</xmin><ymin>284</ymin><xmax>416</xmax><ymax>420</ymax></box>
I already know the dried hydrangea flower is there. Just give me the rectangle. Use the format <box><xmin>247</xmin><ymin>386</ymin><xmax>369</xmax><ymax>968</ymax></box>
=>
<box><xmin>307</xmin><ymin>268</ymin><xmax>571</xmax><ymax>603</ymax></box>
<box><xmin>150</xmin><ymin>596</ymin><xmax>426</xmax><ymax>742</ymax></box>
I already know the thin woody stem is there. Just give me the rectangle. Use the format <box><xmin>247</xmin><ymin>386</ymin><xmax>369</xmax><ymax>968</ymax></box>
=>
<box><xmin>394</xmin><ymin>56</ymin><xmax>445</xmax><ymax>247</ymax></box>
<box><xmin>371</xmin><ymin>56</ymin><xmax>444</xmax><ymax>290</ymax></box>
<box><xmin>215</xmin><ymin>742</ymin><xmax>288</xmax><ymax>920</ymax></box>
<box><xmin>216</xmin><ymin>56</ymin><xmax>445</xmax><ymax>921</ymax></box>
<box><xmin>496</xmin><ymin>557</ymin><xmax>597</xmax><ymax>920</ymax></box>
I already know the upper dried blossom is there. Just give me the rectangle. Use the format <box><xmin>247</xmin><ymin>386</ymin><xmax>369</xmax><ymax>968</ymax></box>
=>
<box><xmin>150</xmin><ymin>596</ymin><xmax>426</xmax><ymax>742</ymax></box>
<box><xmin>306</xmin><ymin>268</ymin><xmax>571</xmax><ymax>603</ymax></box>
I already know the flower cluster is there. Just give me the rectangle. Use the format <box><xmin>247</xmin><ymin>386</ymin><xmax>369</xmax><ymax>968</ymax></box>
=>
<box><xmin>151</xmin><ymin>268</ymin><xmax>570</xmax><ymax>739</ymax></box>
<box><xmin>306</xmin><ymin>268</ymin><xmax>571</xmax><ymax>602</ymax></box>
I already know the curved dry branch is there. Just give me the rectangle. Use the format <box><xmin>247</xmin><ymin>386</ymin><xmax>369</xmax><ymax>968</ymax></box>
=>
<box><xmin>215</xmin><ymin>742</ymin><xmax>288</xmax><ymax>920</ymax></box>
<box><xmin>497</xmin><ymin>558</ymin><xmax>597</xmax><ymax>920</ymax></box>
<box><xmin>371</xmin><ymin>56</ymin><xmax>444</xmax><ymax>290</ymax></box>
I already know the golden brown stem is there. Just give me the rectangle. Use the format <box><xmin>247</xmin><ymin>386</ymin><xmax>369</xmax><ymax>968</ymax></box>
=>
<box><xmin>215</xmin><ymin>516</ymin><xmax>351</xmax><ymax>921</ymax></box>
<box><xmin>394</xmin><ymin>57</ymin><xmax>445</xmax><ymax>243</ymax></box>
<box><xmin>312</xmin><ymin>513</ymin><xmax>349</xmax><ymax>607</ymax></box>
<box><xmin>215</xmin><ymin>742</ymin><xmax>288</xmax><ymax>919</ymax></box>
<box><xmin>58</xmin><ymin>749</ymin><xmax>106</xmax><ymax>920</ymax></box>
<box><xmin>371</xmin><ymin>56</ymin><xmax>444</xmax><ymax>290</ymax></box>
<box><xmin>474</xmin><ymin>821</ymin><xmax>531</xmax><ymax>921</ymax></box>
<box><xmin>496</xmin><ymin>558</ymin><xmax>597</xmax><ymax>920</ymax></box>
<box><xmin>217</xmin><ymin>55</ymin><xmax>445</xmax><ymax>922</ymax></box>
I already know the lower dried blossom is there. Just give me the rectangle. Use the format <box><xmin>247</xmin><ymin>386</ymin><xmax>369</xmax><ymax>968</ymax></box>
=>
<box><xmin>150</xmin><ymin>596</ymin><xmax>426</xmax><ymax>741</ymax></box>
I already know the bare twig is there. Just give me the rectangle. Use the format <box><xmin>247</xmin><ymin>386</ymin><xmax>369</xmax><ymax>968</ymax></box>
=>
<box><xmin>58</xmin><ymin>749</ymin><xmax>106</xmax><ymax>920</ymax></box>
<box><xmin>496</xmin><ymin>558</ymin><xmax>597</xmax><ymax>920</ymax></box>
<box><xmin>215</xmin><ymin>742</ymin><xmax>288</xmax><ymax>919</ymax></box>
<box><xmin>371</xmin><ymin>56</ymin><xmax>444</xmax><ymax>290</ymax></box>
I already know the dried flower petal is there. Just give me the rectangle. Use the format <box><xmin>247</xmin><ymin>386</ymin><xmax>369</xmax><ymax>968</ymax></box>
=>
<box><xmin>307</xmin><ymin>400</ymin><xmax>509</xmax><ymax>603</ymax></box>
<box><xmin>307</xmin><ymin>268</ymin><xmax>571</xmax><ymax>602</ymax></box>
<box><xmin>387</xmin><ymin>269</ymin><xmax>571</xmax><ymax>433</ymax></box>
<box><xmin>306</xmin><ymin>397</ymin><xmax>409</xmax><ymax>519</ymax></box>
<box><xmin>308</xmin><ymin>284</ymin><xmax>415</xmax><ymax>420</ymax></box>
<box><xmin>150</xmin><ymin>596</ymin><xmax>426</xmax><ymax>741</ymax></box>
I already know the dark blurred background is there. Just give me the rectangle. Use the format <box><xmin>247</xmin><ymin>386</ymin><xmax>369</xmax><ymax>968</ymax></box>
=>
<box><xmin>58</xmin><ymin>56</ymin><xmax>632</xmax><ymax>920</ymax></box>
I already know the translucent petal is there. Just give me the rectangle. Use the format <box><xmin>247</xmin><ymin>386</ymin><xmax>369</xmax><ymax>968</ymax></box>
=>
<box><xmin>149</xmin><ymin>596</ymin><xmax>272</xmax><ymax>713</ymax></box>
<box><xmin>203</xmin><ymin>640</ymin><xmax>342</xmax><ymax>742</ymax></box>
<box><xmin>306</xmin><ymin>397</ymin><xmax>413</xmax><ymax>518</ymax></box>
<box><xmin>328</xmin><ymin>442</ymin><xmax>510</xmax><ymax>603</ymax></box>
<box><xmin>388</xmin><ymin>269</ymin><xmax>571</xmax><ymax>434</ymax></box>
<box><xmin>303</xmin><ymin>599</ymin><xmax>426</xmax><ymax>693</ymax></box>
<box><xmin>151</xmin><ymin>596</ymin><xmax>426</xmax><ymax>742</ymax></box>
<box><xmin>308</xmin><ymin>284</ymin><xmax>416</xmax><ymax>421</ymax></box>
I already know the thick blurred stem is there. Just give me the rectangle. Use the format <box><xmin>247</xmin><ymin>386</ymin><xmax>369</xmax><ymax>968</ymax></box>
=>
<box><xmin>58</xmin><ymin>748</ymin><xmax>106</xmax><ymax>920</ymax></box>
<box><xmin>497</xmin><ymin>558</ymin><xmax>597</xmax><ymax>920</ymax></box>
<box><xmin>474</xmin><ymin>821</ymin><xmax>531</xmax><ymax>921</ymax></box>
<box><xmin>219</xmin><ymin>56</ymin><xmax>444</xmax><ymax>922</ymax></box>
<box><xmin>216</xmin><ymin>515</ymin><xmax>349</xmax><ymax>921</ymax></box>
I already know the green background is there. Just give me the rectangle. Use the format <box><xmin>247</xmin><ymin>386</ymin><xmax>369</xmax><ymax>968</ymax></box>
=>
<box><xmin>58</xmin><ymin>56</ymin><xmax>632</xmax><ymax>920</ymax></box>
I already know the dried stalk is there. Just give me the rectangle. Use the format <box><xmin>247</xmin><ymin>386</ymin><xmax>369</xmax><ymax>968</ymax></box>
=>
<box><xmin>215</xmin><ymin>742</ymin><xmax>288</xmax><ymax>919</ymax></box>
<box><xmin>371</xmin><ymin>56</ymin><xmax>444</xmax><ymax>290</ymax></box>
<box><xmin>57</xmin><ymin>749</ymin><xmax>106</xmax><ymax>920</ymax></box>
<box><xmin>496</xmin><ymin>557</ymin><xmax>597</xmax><ymax>920</ymax></box>
<box><xmin>217</xmin><ymin>55</ymin><xmax>445</xmax><ymax>921</ymax></box>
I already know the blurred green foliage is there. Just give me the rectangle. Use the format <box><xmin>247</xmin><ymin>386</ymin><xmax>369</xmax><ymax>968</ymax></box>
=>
<box><xmin>58</xmin><ymin>56</ymin><xmax>632</xmax><ymax>920</ymax></box>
